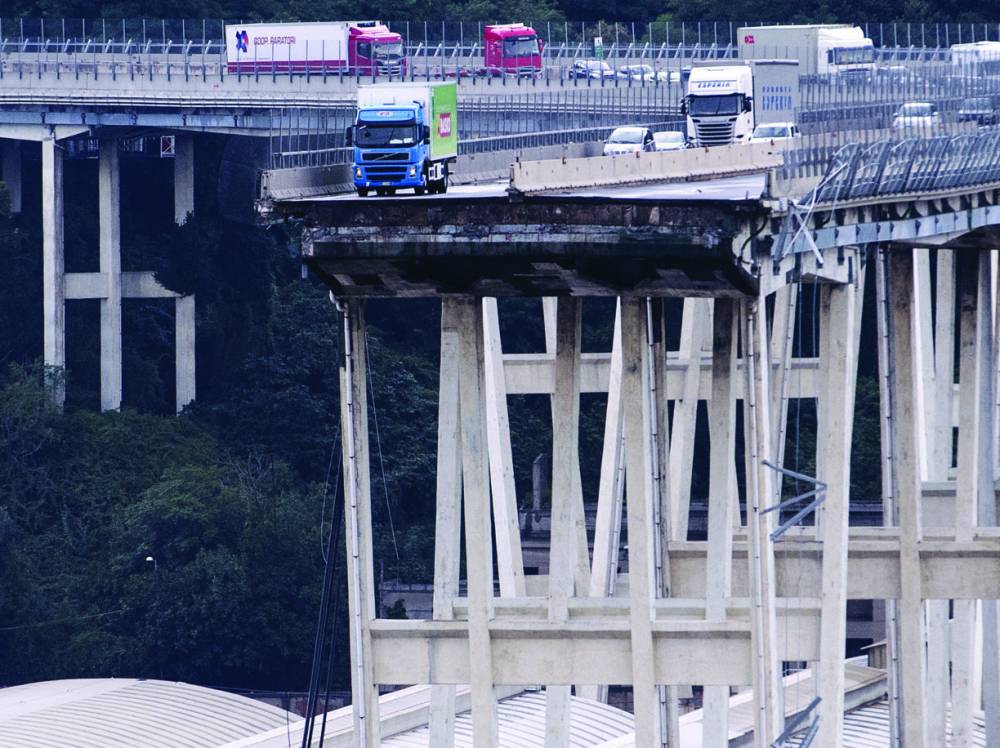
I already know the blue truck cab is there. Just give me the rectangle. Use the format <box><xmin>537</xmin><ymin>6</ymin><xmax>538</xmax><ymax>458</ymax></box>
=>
<box><xmin>347</xmin><ymin>82</ymin><xmax>458</xmax><ymax>197</ymax></box>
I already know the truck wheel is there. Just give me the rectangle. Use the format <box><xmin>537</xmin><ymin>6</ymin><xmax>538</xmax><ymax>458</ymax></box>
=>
<box><xmin>414</xmin><ymin>186</ymin><xmax>426</xmax><ymax>196</ymax></box>
<box><xmin>356</xmin><ymin>188</ymin><xmax>369</xmax><ymax>197</ymax></box>
<box><xmin>438</xmin><ymin>180</ymin><xmax>448</xmax><ymax>194</ymax></box>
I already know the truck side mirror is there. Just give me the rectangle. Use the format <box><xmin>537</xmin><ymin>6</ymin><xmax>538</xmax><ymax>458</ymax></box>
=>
<box><xmin>744</xmin><ymin>97</ymin><xmax>753</xmax><ymax>113</ymax></box>
<box><xmin>538</xmin><ymin>38</ymin><xmax>545</xmax><ymax>52</ymax></box>
<box><xmin>680</xmin><ymin>99</ymin><xmax>687</xmax><ymax>115</ymax></box>
<box><xmin>423</xmin><ymin>125</ymin><xmax>431</xmax><ymax>144</ymax></box>
<box><xmin>344</xmin><ymin>126</ymin><xmax>354</xmax><ymax>146</ymax></box>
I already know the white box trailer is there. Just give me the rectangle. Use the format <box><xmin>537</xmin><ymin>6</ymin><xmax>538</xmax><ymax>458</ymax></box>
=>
<box><xmin>951</xmin><ymin>41</ymin><xmax>1000</xmax><ymax>75</ymax></box>
<box><xmin>751</xmin><ymin>60</ymin><xmax>800</xmax><ymax>126</ymax></box>
<box><xmin>225</xmin><ymin>21</ymin><xmax>405</xmax><ymax>74</ymax></box>
<box><xmin>739</xmin><ymin>24</ymin><xmax>875</xmax><ymax>78</ymax></box>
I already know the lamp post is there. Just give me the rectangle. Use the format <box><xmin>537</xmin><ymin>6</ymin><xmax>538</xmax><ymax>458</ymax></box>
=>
<box><xmin>145</xmin><ymin>554</ymin><xmax>162</xmax><ymax>678</ymax></box>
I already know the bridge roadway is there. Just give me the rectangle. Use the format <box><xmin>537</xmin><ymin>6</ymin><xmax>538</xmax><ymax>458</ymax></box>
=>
<box><xmin>297</xmin><ymin>172</ymin><xmax>766</xmax><ymax>203</ymax></box>
<box><xmin>278</xmin><ymin>172</ymin><xmax>771</xmax><ymax>299</ymax></box>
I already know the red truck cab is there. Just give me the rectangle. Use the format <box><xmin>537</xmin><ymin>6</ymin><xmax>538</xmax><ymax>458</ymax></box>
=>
<box><xmin>483</xmin><ymin>24</ymin><xmax>543</xmax><ymax>76</ymax></box>
<box><xmin>349</xmin><ymin>21</ymin><xmax>406</xmax><ymax>75</ymax></box>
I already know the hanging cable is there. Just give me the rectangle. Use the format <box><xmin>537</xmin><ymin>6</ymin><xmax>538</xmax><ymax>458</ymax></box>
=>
<box><xmin>320</xmin><ymin>432</ymin><xmax>341</xmax><ymax>564</ymax></box>
<box><xmin>301</xmin><ymin>467</ymin><xmax>345</xmax><ymax>748</ymax></box>
<box><xmin>316</xmin><ymin>495</ymin><xmax>345</xmax><ymax>748</ymax></box>
<box><xmin>363</xmin><ymin>328</ymin><xmax>401</xmax><ymax>568</ymax></box>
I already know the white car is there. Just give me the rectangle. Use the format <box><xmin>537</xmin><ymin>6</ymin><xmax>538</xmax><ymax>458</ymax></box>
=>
<box><xmin>618</xmin><ymin>64</ymin><xmax>671</xmax><ymax>82</ymax></box>
<box><xmin>748</xmin><ymin>122</ymin><xmax>801</xmax><ymax>143</ymax></box>
<box><xmin>603</xmin><ymin>126</ymin><xmax>655</xmax><ymax>155</ymax></box>
<box><xmin>892</xmin><ymin>102</ymin><xmax>942</xmax><ymax>134</ymax></box>
<box><xmin>652</xmin><ymin>131</ymin><xmax>687</xmax><ymax>151</ymax></box>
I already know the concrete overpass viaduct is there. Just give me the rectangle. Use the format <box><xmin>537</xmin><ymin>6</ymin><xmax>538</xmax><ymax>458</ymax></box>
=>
<box><xmin>267</xmin><ymin>133</ymin><xmax>1000</xmax><ymax>747</ymax></box>
<box><xmin>4</xmin><ymin>27</ymin><xmax>1000</xmax><ymax>745</ymax></box>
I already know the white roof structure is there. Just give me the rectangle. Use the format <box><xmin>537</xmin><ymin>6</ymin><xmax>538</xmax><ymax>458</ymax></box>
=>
<box><xmin>230</xmin><ymin>685</ymin><xmax>634</xmax><ymax>747</ymax></box>
<box><xmin>0</xmin><ymin>679</ymin><xmax>300</xmax><ymax>748</ymax></box>
<box><xmin>786</xmin><ymin>700</ymin><xmax>988</xmax><ymax>747</ymax></box>
<box><xmin>383</xmin><ymin>690</ymin><xmax>634</xmax><ymax>747</ymax></box>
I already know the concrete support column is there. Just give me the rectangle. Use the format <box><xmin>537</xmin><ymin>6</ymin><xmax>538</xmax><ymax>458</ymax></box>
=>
<box><xmin>816</xmin><ymin>280</ymin><xmax>859</xmax><ymax>746</ymax></box>
<box><xmin>546</xmin><ymin>296</ymin><xmax>581</xmax><ymax>746</ymax></box>
<box><xmin>581</xmin><ymin>301</ymin><xmax>625</xmax><ymax>705</ymax></box>
<box><xmin>455</xmin><ymin>297</ymin><xmax>499</xmax><ymax>748</ymax></box>
<box><xmin>174</xmin><ymin>135</ymin><xmax>195</xmax><ymax>225</ymax></box>
<box><xmin>952</xmin><ymin>250</ymin><xmax>992</xmax><ymax>747</ymax></box>
<box><xmin>620</xmin><ymin>297</ymin><xmax>662</xmax><ymax>747</ymax></box>
<box><xmin>338</xmin><ymin>301</ymin><xmax>380</xmax><ymax>747</ymax></box>
<box><xmin>175</xmin><ymin>296</ymin><xmax>196</xmax><ymax>412</ymax></box>
<box><xmin>429</xmin><ymin>299</ymin><xmax>463</xmax><ymax>745</ymax></box>
<box><xmin>543</xmin><ymin>298</ymin><xmax>590</xmax><ymax>592</ymax></box>
<box><xmin>99</xmin><ymin>140</ymin><xmax>122</xmax><ymax>412</ymax></box>
<box><xmin>2</xmin><ymin>139</ymin><xmax>22</xmax><ymax>214</ymax></box>
<box><xmin>701</xmin><ymin>298</ymin><xmax>738</xmax><ymax>747</ymax></box>
<box><xmin>482</xmin><ymin>298</ymin><xmax>526</xmax><ymax>597</ymax></box>
<box><xmin>741</xmin><ymin>296</ymin><xmax>783</xmax><ymax>746</ymax></box>
<box><xmin>886</xmin><ymin>247</ymin><xmax>929</xmax><ymax>747</ymax></box>
<box><xmin>985</xmin><ymin>251</ymin><xmax>1000</xmax><ymax>745</ymax></box>
<box><xmin>668</xmin><ymin>298</ymin><xmax>711</xmax><ymax>542</ymax></box>
<box><xmin>41</xmin><ymin>136</ymin><xmax>65</xmax><ymax>406</ymax></box>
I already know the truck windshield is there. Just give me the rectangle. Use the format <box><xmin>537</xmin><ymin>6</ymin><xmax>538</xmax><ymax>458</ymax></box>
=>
<box><xmin>375</xmin><ymin>41</ymin><xmax>404</xmax><ymax>58</ymax></box>
<box><xmin>688</xmin><ymin>94</ymin><xmax>741</xmax><ymax>116</ymax></box>
<box><xmin>833</xmin><ymin>47</ymin><xmax>875</xmax><ymax>65</ymax></box>
<box><xmin>503</xmin><ymin>37</ymin><xmax>539</xmax><ymax>57</ymax></box>
<box><xmin>356</xmin><ymin>123</ymin><xmax>418</xmax><ymax>146</ymax></box>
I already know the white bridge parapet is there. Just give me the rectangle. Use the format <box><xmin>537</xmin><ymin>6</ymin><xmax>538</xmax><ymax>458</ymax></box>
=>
<box><xmin>508</xmin><ymin>141</ymin><xmax>788</xmax><ymax>195</ymax></box>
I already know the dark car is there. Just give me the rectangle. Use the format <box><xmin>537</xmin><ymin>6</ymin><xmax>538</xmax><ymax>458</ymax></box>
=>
<box><xmin>568</xmin><ymin>59</ymin><xmax>617</xmax><ymax>80</ymax></box>
<box><xmin>958</xmin><ymin>97</ymin><xmax>998</xmax><ymax>125</ymax></box>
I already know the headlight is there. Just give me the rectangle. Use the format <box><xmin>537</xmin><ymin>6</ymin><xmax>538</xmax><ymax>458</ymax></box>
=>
<box><xmin>355</xmin><ymin>167</ymin><xmax>362</xmax><ymax>177</ymax></box>
<box><xmin>409</xmin><ymin>166</ymin><xmax>417</xmax><ymax>177</ymax></box>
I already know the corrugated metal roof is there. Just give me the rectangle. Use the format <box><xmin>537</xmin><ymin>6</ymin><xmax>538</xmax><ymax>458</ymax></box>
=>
<box><xmin>787</xmin><ymin>700</ymin><xmax>987</xmax><ymax>747</ymax></box>
<box><xmin>0</xmin><ymin>679</ymin><xmax>299</xmax><ymax>748</ymax></box>
<box><xmin>383</xmin><ymin>690</ymin><xmax>634</xmax><ymax>747</ymax></box>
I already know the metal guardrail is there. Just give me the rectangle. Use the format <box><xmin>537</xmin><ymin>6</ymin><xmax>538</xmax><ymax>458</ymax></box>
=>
<box><xmin>4</xmin><ymin>19</ymin><xmax>1000</xmax><ymax>52</ymax></box>
<box><xmin>777</xmin><ymin>126</ymin><xmax>1000</xmax><ymax>205</ymax></box>
<box><xmin>269</xmin><ymin>118</ymin><xmax>685</xmax><ymax>170</ymax></box>
<box><xmin>809</xmin><ymin>127</ymin><xmax>1000</xmax><ymax>204</ymax></box>
<box><xmin>268</xmin><ymin>91</ymin><xmax>680</xmax><ymax>169</ymax></box>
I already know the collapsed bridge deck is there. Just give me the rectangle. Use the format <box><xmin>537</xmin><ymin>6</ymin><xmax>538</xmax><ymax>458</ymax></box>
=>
<box><xmin>271</xmin><ymin>175</ymin><xmax>768</xmax><ymax>298</ymax></box>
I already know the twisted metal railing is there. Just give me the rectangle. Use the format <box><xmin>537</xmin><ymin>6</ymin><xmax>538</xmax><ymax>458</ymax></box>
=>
<box><xmin>786</xmin><ymin>127</ymin><xmax>1000</xmax><ymax>205</ymax></box>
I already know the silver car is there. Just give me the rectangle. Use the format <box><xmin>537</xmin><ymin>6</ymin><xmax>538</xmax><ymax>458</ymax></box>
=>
<box><xmin>603</xmin><ymin>127</ymin><xmax>655</xmax><ymax>155</ymax></box>
<box><xmin>652</xmin><ymin>131</ymin><xmax>687</xmax><ymax>151</ymax></box>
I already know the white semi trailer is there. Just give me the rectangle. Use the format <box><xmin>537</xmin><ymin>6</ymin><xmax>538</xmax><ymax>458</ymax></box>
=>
<box><xmin>738</xmin><ymin>24</ymin><xmax>875</xmax><ymax>78</ymax></box>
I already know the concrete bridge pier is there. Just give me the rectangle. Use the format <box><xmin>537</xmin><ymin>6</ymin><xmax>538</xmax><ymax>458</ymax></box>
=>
<box><xmin>2</xmin><ymin>139</ymin><xmax>22</xmax><ymax>213</ymax></box>
<box><xmin>41</xmin><ymin>136</ymin><xmax>65</xmax><ymax>405</ymax></box>
<box><xmin>33</xmin><ymin>130</ymin><xmax>198</xmax><ymax>412</ymax></box>
<box><xmin>98</xmin><ymin>139</ymin><xmax>123</xmax><ymax>412</ymax></box>
<box><xmin>174</xmin><ymin>135</ymin><xmax>194</xmax><ymax>226</ymax></box>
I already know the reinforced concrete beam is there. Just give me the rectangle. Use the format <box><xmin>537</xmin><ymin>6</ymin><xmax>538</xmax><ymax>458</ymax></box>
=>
<box><xmin>368</xmin><ymin>619</ymin><xmax>754</xmax><ymax>687</ymax></box>
<box><xmin>502</xmin><ymin>351</ymin><xmax>820</xmax><ymax>399</ymax></box>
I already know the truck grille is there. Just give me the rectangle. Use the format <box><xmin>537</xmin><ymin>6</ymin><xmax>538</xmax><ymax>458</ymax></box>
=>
<box><xmin>363</xmin><ymin>165</ymin><xmax>409</xmax><ymax>181</ymax></box>
<box><xmin>362</xmin><ymin>151</ymin><xmax>409</xmax><ymax>162</ymax></box>
<box><xmin>695</xmin><ymin>122</ymin><xmax>735</xmax><ymax>147</ymax></box>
